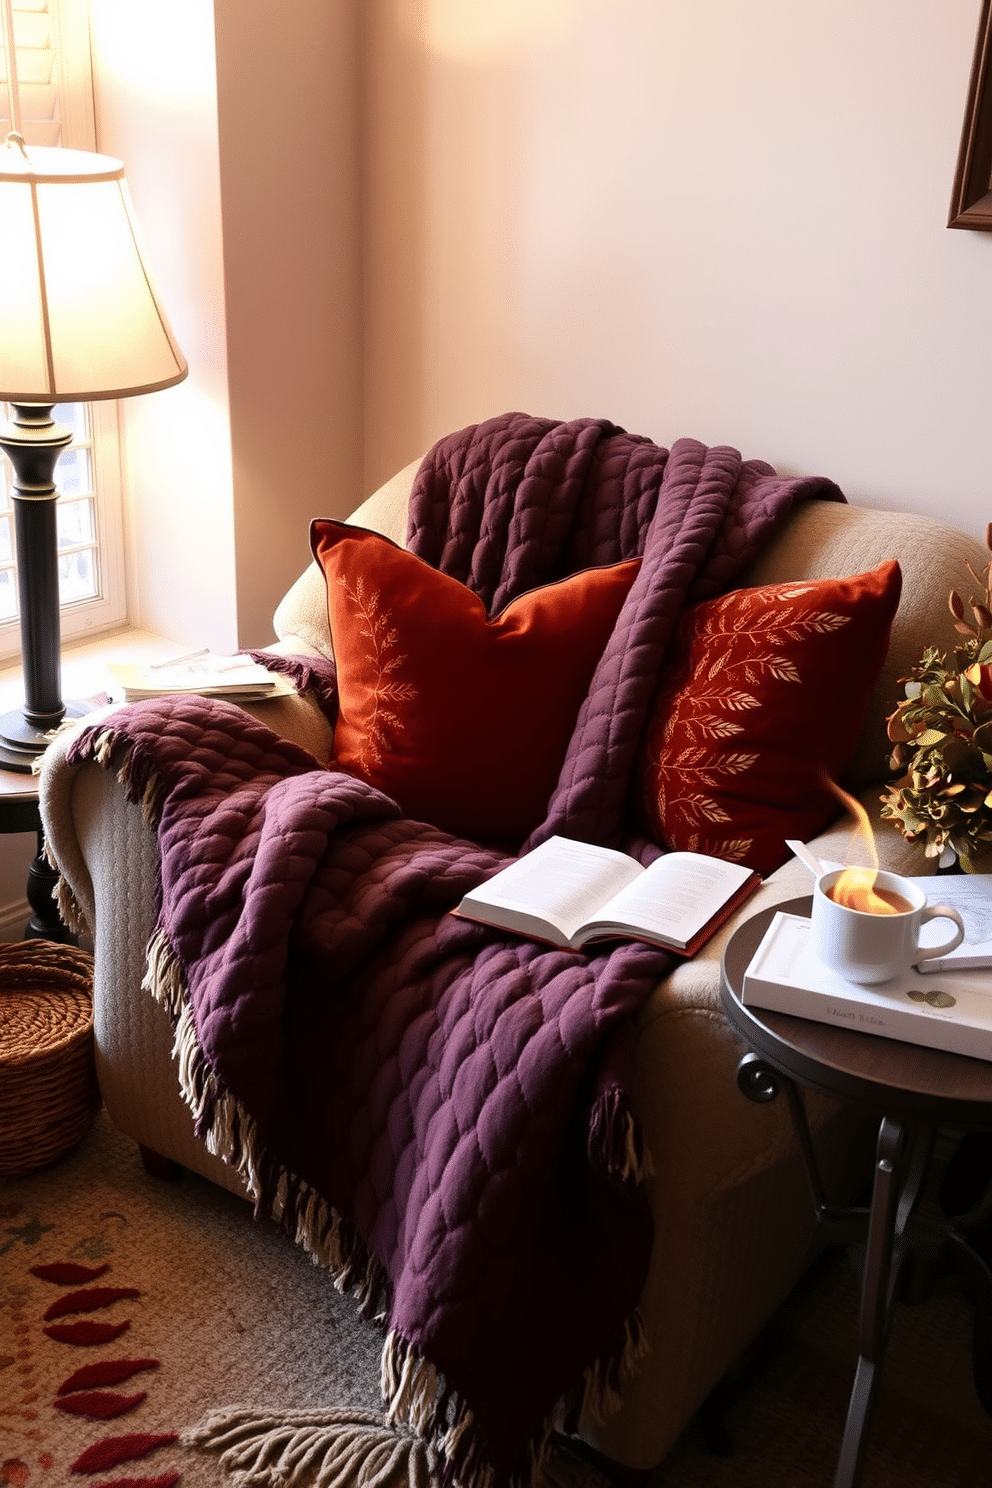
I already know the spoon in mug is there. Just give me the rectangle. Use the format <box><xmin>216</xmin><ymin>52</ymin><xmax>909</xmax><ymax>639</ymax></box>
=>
<box><xmin>786</xmin><ymin>839</ymin><xmax>827</xmax><ymax>879</ymax></box>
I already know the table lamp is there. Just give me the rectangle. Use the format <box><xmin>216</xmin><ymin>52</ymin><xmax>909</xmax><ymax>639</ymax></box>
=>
<box><xmin>0</xmin><ymin>130</ymin><xmax>188</xmax><ymax>770</ymax></box>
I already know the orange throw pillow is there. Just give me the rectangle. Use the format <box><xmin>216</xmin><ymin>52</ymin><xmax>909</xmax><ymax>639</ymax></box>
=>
<box><xmin>311</xmin><ymin>520</ymin><xmax>640</xmax><ymax>843</ymax></box>
<box><xmin>635</xmin><ymin>561</ymin><xmax>902</xmax><ymax>876</ymax></box>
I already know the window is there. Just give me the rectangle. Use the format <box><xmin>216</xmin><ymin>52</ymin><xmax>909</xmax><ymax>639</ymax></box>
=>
<box><xmin>0</xmin><ymin>0</ymin><xmax>126</xmax><ymax>661</ymax></box>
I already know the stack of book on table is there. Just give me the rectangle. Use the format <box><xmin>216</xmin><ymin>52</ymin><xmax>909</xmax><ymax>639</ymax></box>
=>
<box><xmin>742</xmin><ymin>874</ymin><xmax>992</xmax><ymax>1061</ymax></box>
<box><xmin>107</xmin><ymin>651</ymin><xmax>295</xmax><ymax>704</ymax></box>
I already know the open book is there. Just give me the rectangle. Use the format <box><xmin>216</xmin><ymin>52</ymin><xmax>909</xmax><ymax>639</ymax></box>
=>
<box><xmin>453</xmin><ymin>835</ymin><xmax>760</xmax><ymax>955</ymax></box>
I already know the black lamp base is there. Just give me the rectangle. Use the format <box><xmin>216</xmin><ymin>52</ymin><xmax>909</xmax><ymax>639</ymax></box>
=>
<box><xmin>0</xmin><ymin>403</ymin><xmax>76</xmax><ymax>774</ymax></box>
<box><xmin>0</xmin><ymin>701</ymin><xmax>88</xmax><ymax>773</ymax></box>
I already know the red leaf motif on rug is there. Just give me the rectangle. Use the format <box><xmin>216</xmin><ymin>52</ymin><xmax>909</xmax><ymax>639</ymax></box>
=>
<box><xmin>30</xmin><ymin>1263</ymin><xmax>111</xmax><ymax>1286</ymax></box>
<box><xmin>70</xmin><ymin>1433</ymin><xmax>179</xmax><ymax>1475</ymax></box>
<box><xmin>43</xmin><ymin>1321</ymin><xmax>131</xmax><ymax>1347</ymax></box>
<box><xmin>8</xmin><ymin>1251</ymin><xmax>178</xmax><ymax>1486</ymax></box>
<box><xmin>44</xmin><ymin>1288</ymin><xmax>141</xmax><ymax>1321</ymax></box>
<box><xmin>58</xmin><ymin>1360</ymin><xmax>160</xmax><ymax>1395</ymax></box>
<box><xmin>54</xmin><ymin>1391</ymin><xmax>147</xmax><ymax>1420</ymax></box>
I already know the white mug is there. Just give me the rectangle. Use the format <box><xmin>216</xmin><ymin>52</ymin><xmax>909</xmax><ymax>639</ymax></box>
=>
<box><xmin>811</xmin><ymin>868</ymin><xmax>965</xmax><ymax>985</ymax></box>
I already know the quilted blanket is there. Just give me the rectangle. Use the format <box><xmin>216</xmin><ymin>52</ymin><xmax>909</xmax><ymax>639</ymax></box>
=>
<box><xmin>64</xmin><ymin>414</ymin><xmax>843</xmax><ymax>1488</ymax></box>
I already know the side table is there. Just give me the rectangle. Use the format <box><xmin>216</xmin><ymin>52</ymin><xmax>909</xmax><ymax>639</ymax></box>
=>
<box><xmin>721</xmin><ymin>896</ymin><xmax>992</xmax><ymax>1488</ymax></box>
<box><xmin>0</xmin><ymin>764</ymin><xmax>73</xmax><ymax>942</ymax></box>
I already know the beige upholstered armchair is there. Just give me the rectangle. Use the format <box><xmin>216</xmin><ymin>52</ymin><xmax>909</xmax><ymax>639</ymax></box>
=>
<box><xmin>39</xmin><ymin>455</ymin><xmax>988</xmax><ymax>1473</ymax></box>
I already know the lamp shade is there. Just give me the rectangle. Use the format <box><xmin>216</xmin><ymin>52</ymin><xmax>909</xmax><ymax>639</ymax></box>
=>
<box><xmin>0</xmin><ymin>136</ymin><xmax>187</xmax><ymax>402</ymax></box>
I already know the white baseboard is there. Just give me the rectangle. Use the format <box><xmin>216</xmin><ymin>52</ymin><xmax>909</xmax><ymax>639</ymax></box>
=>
<box><xmin>0</xmin><ymin>898</ymin><xmax>29</xmax><ymax>941</ymax></box>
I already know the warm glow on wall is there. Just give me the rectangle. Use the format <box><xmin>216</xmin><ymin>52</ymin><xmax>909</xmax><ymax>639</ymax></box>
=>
<box><xmin>88</xmin><ymin>0</ymin><xmax>216</xmax><ymax>107</ymax></box>
<box><xmin>396</xmin><ymin>0</ymin><xmax>575</xmax><ymax>61</ymax></box>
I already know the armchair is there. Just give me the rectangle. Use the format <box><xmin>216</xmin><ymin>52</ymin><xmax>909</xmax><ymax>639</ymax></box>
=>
<box><xmin>38</xmin><ymin>452</ymin><xmax>988</xmax><ymax>1474</ymax></box>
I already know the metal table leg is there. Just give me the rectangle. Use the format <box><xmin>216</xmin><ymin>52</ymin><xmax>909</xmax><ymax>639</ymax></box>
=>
<box><xmin>832</xmin><ymin>1116</ymin><xmax>918</xmax><ymax>1488</ymax></box>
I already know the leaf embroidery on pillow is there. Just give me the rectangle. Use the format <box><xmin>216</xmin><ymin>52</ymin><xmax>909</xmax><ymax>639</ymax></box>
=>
<box><xmin>675</xmin><ymin>792</ymin><xmax>732</xmax><ymax>824</ymax></box>
<box><xmin>800</xmin><ymin>611</ymin><xmax>850</xmax><ymax>633</ymax></box>
<box><xmin>644</xmin><ymin>593</ymin><xmax>850</xmax><ymax>848</ymax></box>
<box><xmin>679</xmin><ymin>831</ymin><xmax>754</xmax><ymax>862</ymax></box>
<box><xmin>701</xmin><ymin>687</ymin><xmax>760</xmax><ymax>713</ymax></box>
<box><xmin>337</xmin><ymin>575</ymin><xmax>417</xmax><ymax>769</ymax></box>
<box><xmin>652</xmin><ymin>747</ymin><xmax>758</xmax><ymax>825</ymax></box>
<box><xmin>693</xmin><ymin>717</ymin><xmax>745</xmax><ymax>741</ymax></box>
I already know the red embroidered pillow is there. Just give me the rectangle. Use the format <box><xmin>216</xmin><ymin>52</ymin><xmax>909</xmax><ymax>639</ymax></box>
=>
<box><xmin>635</xmin><ymin>561</ymin><xmax>902</xmax><ymax>876</ymax></box>
<box><xmin>311</xmin><ymin>520</ymin><xmax>640</xmax><ymax>843</ymax></box>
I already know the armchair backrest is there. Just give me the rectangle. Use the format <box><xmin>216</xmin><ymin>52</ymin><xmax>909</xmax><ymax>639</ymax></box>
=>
<box><xmin>273</xmin><ymin>459</ymin><xmax>987</xmax><ymax>793</ymax></box>
<box><xmin>742</xmin><ymin>501</ymin><xmax>987</xmax><ymax>790</ymax></box>
<box><xmin>272</xmin><ymin>457</ymin><xmax>420</xmax><ymax>655</ymax></box>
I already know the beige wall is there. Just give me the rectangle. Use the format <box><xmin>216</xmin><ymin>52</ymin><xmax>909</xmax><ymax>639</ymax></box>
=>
<box><xmin>7</xmin><ymin>3</ymin><xmax>991</xmax><ymax>925</ymax></box>
<box><xmin>87</xmin><ymin>0</ymin><xmax>362</xmax><ymax>652</ymax></box>
<box><xmin>214</xmin><ymin>0</ymin><xmax>362</xmax><ymax>645</ymax></box>
<box><xmin>88</xmin><ymin>0</ymin><xmax>238</xmax><ymax>650</ymax></box>
<box><xmin>362</xmin><ymin>0</ymin><xmax>992</xmax><ymax>542</ymax></box>
<box><xmin>83</xmin><ymin>0</ymin><xmax>992</xmax><ymax>648</ymax></box>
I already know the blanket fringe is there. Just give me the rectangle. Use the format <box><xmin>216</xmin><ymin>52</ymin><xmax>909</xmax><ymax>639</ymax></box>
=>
<box><xmin>382</xmin><ymin>1332</ymin><xmax>442</xmax><ymax>1440</ymax></box>
<box><xmin>143</xmin><ymin>925</ymin><xmax>385</xmax><ymax>1297</ymax></box>
<box><xmin>576</xmin><ymin>1311</ymin><xmax>651</xmax><ymax>1429</ymax></box>
<box><xmin>143</xmin><ymin>921</ymin><xmax>649</xmax><ymax>1488</ymax></box>
<box><xmin>383</xmin><ymin>1331</ymin><xmax>495</xmax><ymax>1488</ymax></box>
<box><xmin>586</xmin><ymin>1089</ymin><xmax>654</xmax><ymax>1183</ymax></box>
<box><xmin>55</xmin><ymin>878</ymin><xmax>88</xmax><ymax>936</ymax></box>
<box><xmin>41</xmin><ymin>843</ymin><xmax>90</xmax><ymax>938</ymax></box>
<box><xmin>381</xmin><ymin>1332</ymin><xmax>558</xmax><ymax>1488</ymax></box>
<box><xmin>70</xmin><ymin>719</ymin><xmax>166</xmax><ymax>826</ymax></box>
<box><xmin>143</xmin><ymin>926</ymin><xmax>188</xmax><ymax>1020</ymax></box>
<box><xmin>35</xmin><ymin>833</ymin><xmax>89</xmax><ymax>934</ymax></box>
<box><xmin>182</xmin><ymin>1406</ymin><xmax>435</xmax><ymax>1488</ymax></box>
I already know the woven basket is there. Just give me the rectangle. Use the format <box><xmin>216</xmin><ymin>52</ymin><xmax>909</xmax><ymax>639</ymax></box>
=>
<box><xmin>0</xmin><ymin>941</ymin><xmax>99</xmax><ymax>1178</ymax></box>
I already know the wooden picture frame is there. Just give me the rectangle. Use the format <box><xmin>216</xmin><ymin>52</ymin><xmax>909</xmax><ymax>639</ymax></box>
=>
<box><xmin>950</xmin><ymin>0</ymin><xmax>992</xmax><ymax>228</ymax></box>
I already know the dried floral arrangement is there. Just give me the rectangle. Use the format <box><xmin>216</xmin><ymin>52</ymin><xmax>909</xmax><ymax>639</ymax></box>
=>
<box><xmin>881</xmin><ymin>524</ymin><xmax>992</xmax><ymax>870</ymax></box>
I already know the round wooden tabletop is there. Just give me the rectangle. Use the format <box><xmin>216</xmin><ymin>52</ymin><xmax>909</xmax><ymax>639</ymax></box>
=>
<box><xmin>721</xmin><ymin>896</ymin><xmax>992</xmax><ymax>1128</ymax></box>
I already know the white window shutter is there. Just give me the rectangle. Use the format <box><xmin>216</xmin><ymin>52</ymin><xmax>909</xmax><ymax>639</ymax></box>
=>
<box><xmin>0</xmin><ymin>0</ymin><xmax>95</xmax><ymax>149</ymax></box>
<box><xmin>0</xmin><ymin>1</ymin><xmax>61</xmax><ymax>144</ymax></box>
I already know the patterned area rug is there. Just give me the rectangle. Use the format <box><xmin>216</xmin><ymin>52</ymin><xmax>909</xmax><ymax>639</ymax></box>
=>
<box><xmin>1</xmin><ymin>1109</ymin><xmax>384</xmax><ymax>1488</ymax></box>
<box><xmin>2</xmin><ymin>1108</ymin><xmax>992</xmax><ymax>1488</ymax></box>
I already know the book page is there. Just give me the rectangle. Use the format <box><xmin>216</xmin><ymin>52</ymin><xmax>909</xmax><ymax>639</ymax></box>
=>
<box><xmin>468</xmin><ymin>836</ymin><xmax>643</xmax><ymax>941</ymax></box>
<box><xmin>589</xmin><ymin>852</ymin><xmax>753</xmax><ymax>944</ymax></box>
<box><xmin>912</xmin><ymin>874</ymin><xmax>992</xmax><ymax>967</ymax></box>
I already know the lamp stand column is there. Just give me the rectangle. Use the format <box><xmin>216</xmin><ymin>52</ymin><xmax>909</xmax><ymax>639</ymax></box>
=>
<box><xmin>0</xmin><ymin>403</ymin><xmax>81</xmax><ymax>772</ymax></box>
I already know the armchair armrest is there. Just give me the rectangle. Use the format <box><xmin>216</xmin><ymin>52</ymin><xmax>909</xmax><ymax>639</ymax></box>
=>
<box><xmin>39</xmin><ymin>682</ymin><xmax>336</xmax><ymax>938</ymax></box>
<box><xmin>37</xmin><ymin>679</ymin><xmax>337</xmax><ymax>1200</ymax></box>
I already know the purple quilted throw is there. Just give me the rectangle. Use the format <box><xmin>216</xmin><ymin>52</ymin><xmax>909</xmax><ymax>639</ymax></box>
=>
<box><xmin>66</xmin><ymin>414</ymin><xmax>842</xmax><ymax>1488</ymax></box>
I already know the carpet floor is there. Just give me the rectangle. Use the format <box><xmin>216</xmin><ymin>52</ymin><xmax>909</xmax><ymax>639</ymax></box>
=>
<box><xmin>2</xmin><ymin>1108</ymin><xmax>992</xmax><ymax>1488</ymax></box>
